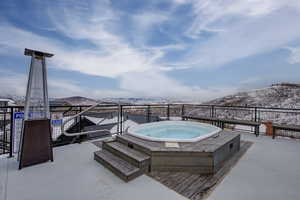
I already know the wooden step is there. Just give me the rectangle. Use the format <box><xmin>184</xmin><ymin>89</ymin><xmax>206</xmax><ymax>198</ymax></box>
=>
<box><xmin>103</xmin><ymin>141</ymin><xmax>150</xmax><ymax>169</ymax></box>
<box><xmin>116</xmin><ymin>135</ymin><xmax>152</xmax><ymax>155</ymax></box>
<box><xmin>94</xmin><ymin>150</ymin><xmax>143</xmax><ymax>182</ymax></box>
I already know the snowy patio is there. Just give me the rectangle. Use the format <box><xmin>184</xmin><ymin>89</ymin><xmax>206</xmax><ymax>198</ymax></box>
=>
<box><xmin>1</xmin><ymin>133</ymin><xmax>300</xmax><ymax>200</ymax></box>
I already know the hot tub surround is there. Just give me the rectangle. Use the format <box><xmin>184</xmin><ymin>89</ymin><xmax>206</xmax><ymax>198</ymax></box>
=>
<box><xmin>94</xmin><ymin>130</ymin><xmax>240</xmax><ymax>182</ymax></box>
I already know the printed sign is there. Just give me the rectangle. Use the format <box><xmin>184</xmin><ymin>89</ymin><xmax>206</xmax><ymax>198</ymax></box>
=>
<box><xmin>13</xmin><ymin>112</ymin><xmax>24</xmax><ymax>154</ymax></box>
<box><xmin>51</xmin><ymin>113</ymin><xmax>63</xmax><ymax>140</ymax></box>
<box><xmin>51</xmin><ymin>113</ymin><xmax>63</xmax><ymax>126</ymax></box>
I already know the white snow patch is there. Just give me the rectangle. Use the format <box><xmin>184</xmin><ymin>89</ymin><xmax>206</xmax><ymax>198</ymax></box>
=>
<box><xmin>110</xmin><ymin>120</ymin><xmax>138</xmax><ymax>134</ymax></box>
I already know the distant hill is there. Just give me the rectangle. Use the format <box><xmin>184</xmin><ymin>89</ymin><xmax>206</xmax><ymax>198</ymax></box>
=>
<box><xmin>54</xmin><ymin>96</ymin><xmax>98</xmax><ymax>106</ymax></box>
<box><xmin>205</xmin><ymin>82</ymin><xmax>300</xmax><ymax>108</ymax></box>
<box><xmin>101</xmin><ymin>97</ymin><xmax>173</xmax><ymax>104</ymax></box>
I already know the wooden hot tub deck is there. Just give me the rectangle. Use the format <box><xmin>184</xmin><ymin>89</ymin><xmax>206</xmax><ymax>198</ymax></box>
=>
<box><xmin>94</xmin><ymin>130</ymin><xmax>241</xmax><ymax>181</ymax></box>
<box><xmin>148</xmin><ymin>140</ymin><xmax>252</xmax><ymax>200</ymax></box>
<box><xmin>117</xmin><ymin>130</ymin><xmax>240</xmax><ymax>153</ymax></box>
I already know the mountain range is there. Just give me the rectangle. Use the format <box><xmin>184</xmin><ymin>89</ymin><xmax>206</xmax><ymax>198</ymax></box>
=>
<box><xmin>206</xmin><ymin>82</ymin><xmax>300</xmax><ymax>108</ymax></box>
<box><xmin>2</xmin><ymin>82</ymin><xmax>300</xmax><ymax>108</ymax></box>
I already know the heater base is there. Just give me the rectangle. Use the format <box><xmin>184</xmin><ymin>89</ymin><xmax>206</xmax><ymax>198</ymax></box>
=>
<box><xmin>19</xmin><ymin>119</ymin><xmax>53</xmax><ymax>169</ymax></box>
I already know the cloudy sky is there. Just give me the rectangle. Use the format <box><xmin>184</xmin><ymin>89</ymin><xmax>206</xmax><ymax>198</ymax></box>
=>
<box><xmin>1</xmin><ymin>0</ymin><xmax>300</xmax><ymax>100</ymax></box>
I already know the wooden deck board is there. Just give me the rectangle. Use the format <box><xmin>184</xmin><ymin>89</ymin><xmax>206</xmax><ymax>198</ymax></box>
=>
<box><xmin>147</xmin><ymin>141</ymin><xmax>252</xmax><ymax>200</ymax></box>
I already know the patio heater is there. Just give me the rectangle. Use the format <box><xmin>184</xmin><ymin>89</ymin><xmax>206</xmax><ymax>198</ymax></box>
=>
<box><xmin>19</xmin><ymin>48</ymin><xmax>54</xmax><ymax>169</ymax></box>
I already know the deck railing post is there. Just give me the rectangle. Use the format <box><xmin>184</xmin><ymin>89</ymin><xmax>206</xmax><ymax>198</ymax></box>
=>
<box><xmin>254</xmin><ymin>107</ymin><xmax>257</xmax><ymax>122</ymax></box>
<box><xmin>272</xmin><ymin>127</ymin><xmax>276</xmax><ymax>139</ymax></box>
<box><xmin>79</xmin><ymin>106</ymin><xmax>82</xmax><ymax>132</ymax></box>
<box><xmin>9</xmin><ymin>107</ymin><xmax>14</xmax><ymax>157</ymax></box>
<box><xmin>211</xmin><ymin>105</ymin><xmax>215</xmax><ymax>118</ymax></box>
<box><xmin>3</xmin><ymin>112</ymin><xmax>7</xmax><ymax>155</ymax></box>
<box><xmin>117</xmin><ymin>104</ymin><xmax>120</xmax><ymax>134</ymax></box>
<box><xmin>181</xmin><ymin>104</ymin><xmax>185</xmax><ymax>120</ymax></box>
<box><xmin>78</xmin><ymin>106</ymin><xmax>82</xmax><ymax>143</ymax></box>
<box><xmin>167</xmin><ymin>104</ymin><xmax>170</xmax><ymax>120</ymax></box>
<box><xmin>147</xmin><ymin>105</ymin><xmax>150</xmax><ymax>122</ymax></box>
<box><xmin>120</xmin><ymin>105</ymin><xmax>123</xmax><ymax>134</ymax></box>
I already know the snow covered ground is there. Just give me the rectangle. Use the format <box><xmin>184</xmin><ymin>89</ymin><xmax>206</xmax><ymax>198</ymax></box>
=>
<box><xmin>110</xmin><ymin>120</ymin><xmax>139</xmax><ymax>134</ymax></box>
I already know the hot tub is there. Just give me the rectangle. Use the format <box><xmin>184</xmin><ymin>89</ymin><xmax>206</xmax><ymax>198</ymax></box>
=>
<box><xmin>127</xmin><ymin>121</ymin><xmax>221</xmax><ymax>142</ymax></box>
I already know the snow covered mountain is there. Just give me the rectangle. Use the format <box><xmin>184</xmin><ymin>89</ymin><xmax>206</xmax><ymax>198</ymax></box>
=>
<box><xmin>186</xmin><ymin>83</ymin><xmax>300</xmax><ymax>130</ymax></box>
<box><xmin>206</xmin><ymin>83</ymin><xmax>300</xmax><ymax>108</ymax></box>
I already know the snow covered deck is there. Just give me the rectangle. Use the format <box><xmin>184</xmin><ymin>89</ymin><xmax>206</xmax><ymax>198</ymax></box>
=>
<box><xmin>207</xmin><ymin>134</ymin><xmax>300</xmax><ymax>200</ymax></box>
<box><xmin>1</xmin><ymin>133</ymin><xmax>300</xmax><ymax>200</ymax></box>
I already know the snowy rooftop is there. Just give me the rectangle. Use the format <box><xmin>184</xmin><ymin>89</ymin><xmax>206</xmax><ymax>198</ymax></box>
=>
<box><xmin>1</xmin><ymin>133</ymin><xmax>300</xmax><ymax>200</ymax></box>
<box><xmin>0</xmin><ymin>99</ymin><xmax>14</xmax><ymax>102</ymax></box>
<box><xmin>0</xmin><ymin>99</ymin><xmax>16</xmax><ymax>106</ymax></box>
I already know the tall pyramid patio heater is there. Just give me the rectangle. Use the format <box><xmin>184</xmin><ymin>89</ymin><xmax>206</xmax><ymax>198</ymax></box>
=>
<box><xmin>19</xmin><ymin>48</ymin><xmax>54</xmax><ymax>169</ymax></box>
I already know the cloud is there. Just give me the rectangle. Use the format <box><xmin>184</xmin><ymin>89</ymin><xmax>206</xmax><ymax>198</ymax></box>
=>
<box><xmin>0</xmin><ymin>67</ymin><xmax>239</xmax><ymax>101</ymax></box>
<box><xmin>0</xmin><ymin>70</ymin><xmax>27</xmax><ymax>96</ymax></box>
<box><xmin>0</xmin><ymin>69</ymin><xmax>84</xmax><ymax>98</ymax></box>
<box><xmin>0</xmin><ymin>25</ymin><xmax>59</xmax><ymax>56</ymax></box>
<box><xmin>181</xmin><ymin>5</ymin><xmax>300</xmax><ymax>69</ymax></box>
<box><xmin>119</xmin><ymin>70</ymin><xmax>239</xmax><ymax>100</ymax></box>
<box><xmin>163</xmin><ymin>0</ymin><xmax>300</xmax><ymax>70</ymax></box>
<box><xmin>0</xmin><ymin>69</ymin><xmax>132</xmax><ymax>99</ymax></box>
<box><xmin>0</xmin><ymin>1</ymin><xmax>169</xmax><ymax>78</ymax></box>
<box><xmin>130</xmin><ymin>11</ymin><xmax>171</xmax><ymax>48</ymax></box>
<box><xmin>48</xmin><ymin>79</ymin><xmax>85</xmax><ymax>97</ymax></box>
<box><xmin>132</xmin><ymin>12</ymin><xmax>169</xmax><ymax>29</ymax></box>
<box><xmin>285</xmin><ymin>47</ymin><xmax>300</xmax><ymax>64</ymax></box>
<box><xmin>0</xmin><ymin>23</ymin><xmax>203</xmax><ymax>99</ymax></box>
<box><xmin>0</xmin><ymin>64</ymin><xmax>241</xmax><ymax>101</ymax></box>
<box><xmin>44</xmin><ymin>0</ymin><xmax>177</xmax><ymax>77</ymax></box>
<box><xmin>181</xmin><ymin>0</ymin><xmax>300</xmax><ymax>38</ymax></box>
<box><xmin>0</xmin><ymin>22</ymin><xmax>154</xmax><ymax>78</ymax></box>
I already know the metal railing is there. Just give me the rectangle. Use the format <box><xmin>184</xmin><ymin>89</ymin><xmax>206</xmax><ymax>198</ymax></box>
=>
<box><xmin>61</xmin><ymin>102</ymin><xmax>120</xmax><ymax>136</ymax></box>
<box><xmin>0</xmin><ymin>108</ymin><xmax>13</xmax><ymax>156</ymax></box>
<box><xmin>1</xmin><ymin>103</ymin><xmax>300</xmax><ymax>156</ymax></box>
<box><xmin>51</xmin><ymin>104</ymin><xmax>121</xmax><ymax>146</ymax></box>
<box><xmin>183</xmin><ymin>104</ymin><xmax>300</xmax><ymax>138</ymax></box>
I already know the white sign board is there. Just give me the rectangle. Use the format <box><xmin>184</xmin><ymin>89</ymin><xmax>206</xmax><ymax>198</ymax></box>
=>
<box><xmin>13</xmin><ymin>112</ymin><xmax>24</xmax><ymax>154</ymax></box>
<box><xmin>51</xmin><ymin>113</ymin><xmax>63</xmax><ymax>140</ymax></box>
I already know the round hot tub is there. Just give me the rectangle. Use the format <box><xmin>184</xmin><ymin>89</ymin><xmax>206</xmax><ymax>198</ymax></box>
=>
<box><xmin>127</xmin><ymin>121</ymin><xmax>221</xmax><ymax>142</ymax></box>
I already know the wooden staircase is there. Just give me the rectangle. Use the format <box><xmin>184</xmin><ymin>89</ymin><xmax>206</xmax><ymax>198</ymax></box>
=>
<box><xmin>94</xmin><ymin>136</ymin><xmax>150</xmax><ymax>182</ymax></box>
